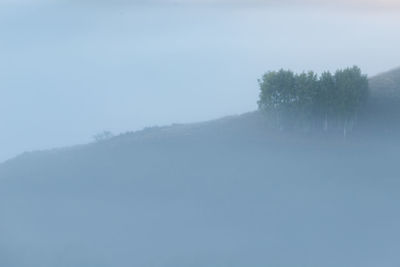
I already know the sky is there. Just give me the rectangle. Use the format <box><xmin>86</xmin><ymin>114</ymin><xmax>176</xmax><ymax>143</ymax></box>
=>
<box><xmin>1</xmin><ymin>0</ymin><xmax>400</xmax><ymax>162</ymax></box>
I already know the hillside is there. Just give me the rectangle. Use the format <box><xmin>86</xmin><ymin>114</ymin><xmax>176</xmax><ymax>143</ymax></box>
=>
<box><xmin>362</xmin><ymin>67</ymin><xmax>400</xmax><ymax>132</ymax></box>
<box><xmin>370</xmin><ymin>66</ymin><xmax>400</xmax><ymax>97</ymax></box>
<box><xmin>1</xmin><ymin>68</ymin><xmax>400</xmax><ymax>267</ymax></box>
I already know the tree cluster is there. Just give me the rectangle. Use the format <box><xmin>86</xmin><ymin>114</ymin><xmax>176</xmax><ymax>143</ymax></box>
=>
<box><xmin>258</xmin><ymin>66</ymin><xmax>369</xmax><ymax>136</ymax></box>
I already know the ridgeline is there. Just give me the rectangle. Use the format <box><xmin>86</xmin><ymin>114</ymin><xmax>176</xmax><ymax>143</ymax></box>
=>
<box><xmin>1</xmin><ymin>67</ymin><xmax>400</xmax><ymax>267</ymax></box>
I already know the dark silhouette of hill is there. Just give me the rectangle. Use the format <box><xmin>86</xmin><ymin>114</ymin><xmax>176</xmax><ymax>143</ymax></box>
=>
<box><xmin>1</xmin><ymin>68</ymin><xmax>400</xmax><ymax>267</ymax></box>
<box><xmin>370</xmin><ymin>66</ymin><xmax>400</xmax><ymax>96</ymax></box>
<box><xmin>362</xmin><ymin>66</ymin><xmax>400</xmax><ymax>132</ymax></box>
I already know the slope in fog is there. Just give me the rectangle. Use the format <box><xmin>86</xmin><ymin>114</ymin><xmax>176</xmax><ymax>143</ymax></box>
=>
<box><xmin>1</xmin><ymin>68</ymin><xmax>400</xmax><ymax>266</ymax></box>
<box><xmin>2</xmin><ymin>1</ymin><xmax>400</xmax><ymax>162</ymax></box>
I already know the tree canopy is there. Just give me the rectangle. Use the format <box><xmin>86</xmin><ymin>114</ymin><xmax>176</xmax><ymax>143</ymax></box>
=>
<box><xmin>258</xmin><ymin>66</ymin><xmax>369</xmax><ymax>136</ymax></box>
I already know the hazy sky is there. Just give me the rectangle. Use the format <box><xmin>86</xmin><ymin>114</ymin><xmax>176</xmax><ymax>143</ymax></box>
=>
<box><xmin>1</xmin><ymin>0</ymin><xmax>400</xmax><ymax>162</ymax></box>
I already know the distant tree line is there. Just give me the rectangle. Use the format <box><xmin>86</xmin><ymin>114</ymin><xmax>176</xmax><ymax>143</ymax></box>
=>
<box><xmin>258</xmin><ymin>66</ymin><xmax>369</xmax><ymax>136</ymax></box>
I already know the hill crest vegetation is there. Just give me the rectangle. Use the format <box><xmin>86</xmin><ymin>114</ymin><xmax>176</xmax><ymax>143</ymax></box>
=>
<box><xmin>258</xmin><ymin>66</ymin><xmax>369</xmax><ymax>136</ymax></box>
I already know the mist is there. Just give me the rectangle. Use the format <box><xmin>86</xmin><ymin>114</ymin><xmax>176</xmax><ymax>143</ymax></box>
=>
<box><xmin>2</xmin><ymin>1</ymin><xmax>400</xmax><ymax>266</ymax></box>
<box><xmin>1</xmin><ymin>1</ymin><xmax>400</xmax><ymax>162</ymax></box>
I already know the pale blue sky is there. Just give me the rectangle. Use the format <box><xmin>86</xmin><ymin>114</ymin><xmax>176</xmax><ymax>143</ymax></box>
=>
<box><xmin>1</xmin><ymin>1</ymin><xmax>400</xmax><ymax>161</ymax></box>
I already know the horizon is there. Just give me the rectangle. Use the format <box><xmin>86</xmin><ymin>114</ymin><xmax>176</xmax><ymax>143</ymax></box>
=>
<box><xmin>1</xmin><ymin>1</ymin><xmax>400</xmax><ymax>162</ymax></box>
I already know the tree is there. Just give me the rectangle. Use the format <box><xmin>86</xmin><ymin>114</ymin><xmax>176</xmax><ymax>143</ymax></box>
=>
<box><xmin>334</xmin><ymin>66</ymin><xmax>369</xmax><ymax>137</ymax></box>
<box><xmin>295</xmin><ymin>71</ymin><xmax>318</xmax><ymax>130</ymax></box>
<box><xmin>258</xmin><ymin>66</ymin><xmax>369</xmax><ymax>135</ymax></box>
<box><xmin>258</xmin><ymin>70</ymin><xmax>296</xmax><ymax>129</ymax></box>
<box><xmin>318</xmin><ymin>71</ymin><xmax>336</xmax><ymax>131</ymax></box>
<box><xmin>93</xmin><ymin>131</ymin><xmax>114</xmax><ymax>142</ymax></box>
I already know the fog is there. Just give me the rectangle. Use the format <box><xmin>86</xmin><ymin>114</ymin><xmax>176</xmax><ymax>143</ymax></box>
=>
<box><xmin>2</xmin><ymin>111</ymin><xmax>400</xmax><ymax>266</ymax></box>
<box><xmin>2</xmin><ymin>1</ymin><xmax>400</xmax><ymax>266</ymax></box>
<box><xmin>1</xmin><ymin>0</ymin><xmax>400</xmax><ymax>162</ymax></box>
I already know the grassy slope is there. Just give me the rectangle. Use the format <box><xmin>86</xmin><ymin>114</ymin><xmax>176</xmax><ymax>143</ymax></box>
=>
<box><xmin>1</xmin><ymin>68</ymin><xmax>400</xmax><ymax>267</ymax></box>
<box><xmin>361</xmin><ymin>67</ymin><xmax>400</xmax><ymax>132</ymax></box>
<box><xmin>370</xmin><ymin>66</ymin><xmax>400</xmax><ymax>97</ymax></box>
